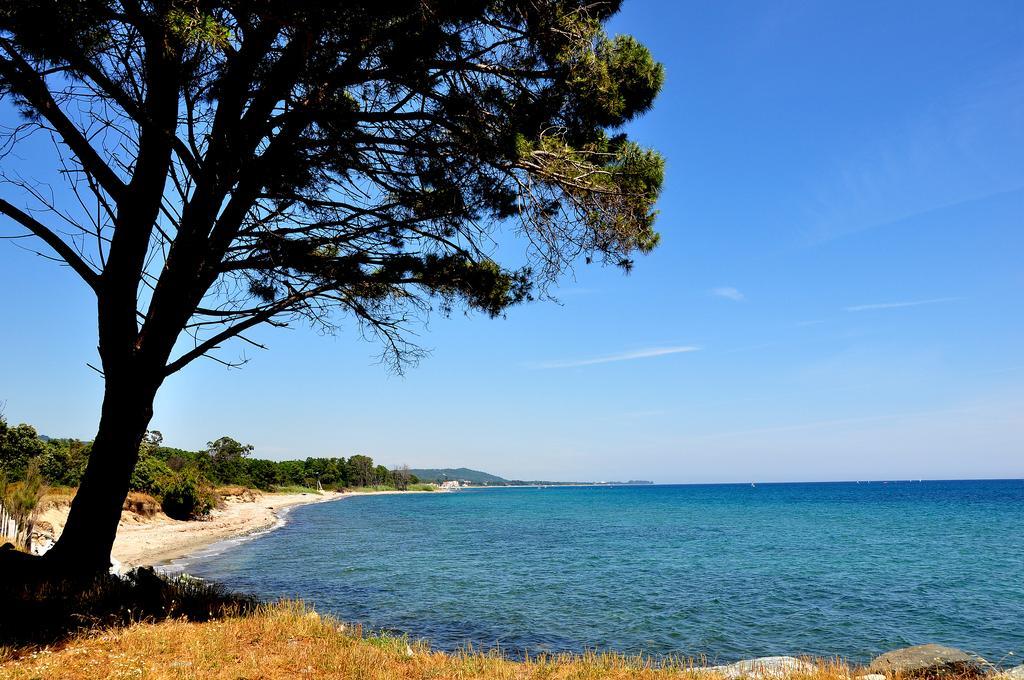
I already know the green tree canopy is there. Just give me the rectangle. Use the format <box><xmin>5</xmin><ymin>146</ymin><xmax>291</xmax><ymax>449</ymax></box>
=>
<box><xmin>0</xmin><ymin>420</ymin><xmax>49</xmax><ymax>480</ymax></box>
<box><xmin>205</xmin><ymin>436</ymin><xmax>254</xmax><ymax>484</ymax></box>
<box><xmin>347</xmin><ymin>455</ymin><xmax>374</xmax><ymax>487</ymax></box>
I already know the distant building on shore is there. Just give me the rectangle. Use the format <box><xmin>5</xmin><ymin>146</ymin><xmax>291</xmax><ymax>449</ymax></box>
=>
<box><xmin>439</xmin><ymin>480</ymin><xmax>462</xmax><ymax>490</ymax></box>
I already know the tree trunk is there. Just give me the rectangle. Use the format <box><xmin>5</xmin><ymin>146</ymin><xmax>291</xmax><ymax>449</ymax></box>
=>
<box><xmin>42</xmin><ymin>377</ymin><xmax>159</xmax><ymax>575</ymax></box>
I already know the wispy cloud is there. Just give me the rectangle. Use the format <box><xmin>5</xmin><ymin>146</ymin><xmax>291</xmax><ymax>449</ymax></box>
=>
<box><xmin>532</xmin><ymin>346</ymin><xmax>700</xmax><ymax>369</ymax></box>
<box><xmin>711</xmin><ymin>286</ymin><xmax>745</xmax><ymax>302</ymax></box>
<box><xmin>845</xmin><ymin>296</ymin><xmax>963</xmax><ymax>312</ymax></box>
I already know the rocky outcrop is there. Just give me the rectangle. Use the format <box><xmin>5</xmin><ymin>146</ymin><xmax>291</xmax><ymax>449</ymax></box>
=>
<box><xmin>867</xmin><ymin>644</ymin><xmax>986</xmax><ymax>678</ymax></box>
<box><xmin>696</xmin><ymin>656</ymin><xmax>816</xmax><ymax>679</ymax></box>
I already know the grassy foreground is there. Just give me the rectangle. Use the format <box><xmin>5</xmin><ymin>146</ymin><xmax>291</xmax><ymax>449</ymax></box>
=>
<box><xmin>0</xmin><ymin>601</ymin><xmax>854</xmax><ymax>680</ymax></box>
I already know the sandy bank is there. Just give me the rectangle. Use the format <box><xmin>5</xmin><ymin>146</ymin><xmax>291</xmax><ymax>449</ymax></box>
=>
<box><xmin>37</xmin><ymin>489</ymin><xmax>432</xmax><ymax>570</ymax></box>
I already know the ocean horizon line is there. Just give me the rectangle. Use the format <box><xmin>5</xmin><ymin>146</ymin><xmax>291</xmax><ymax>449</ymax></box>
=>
<box><xmin>468</xmin><ymin>476</ymin><xmax>1024</xmax><ymax>487</ymax></box>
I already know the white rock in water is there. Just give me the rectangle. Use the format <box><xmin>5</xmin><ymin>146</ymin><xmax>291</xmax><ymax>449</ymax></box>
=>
<box><xmin>696</xmin><ymin>656</ymin><xmax>816</xmax><ymax>679</ymax></box>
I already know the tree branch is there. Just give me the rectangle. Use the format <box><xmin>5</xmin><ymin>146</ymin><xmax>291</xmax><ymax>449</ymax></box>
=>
<box><xmin>0</xmin><ymin>39</ymin><xmax>128</xmax><ymax>203</ymax></box>
<box><xmin>68</xmin><ymin>49</ymin><xmax>202</xmax><ymax>179</ymax></box>
<box><xmin>0</xmin><ymin>198</ymin><xmax>99</xmax><ymax>291</ymax></box>
<box><xmin>163</xmin><ymin>284</ymin><xmax>332</xmax><ymax>377</ymax></box>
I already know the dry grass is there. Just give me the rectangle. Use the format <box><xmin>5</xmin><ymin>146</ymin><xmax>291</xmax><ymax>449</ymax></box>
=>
<box><xmin>36</xmin><ymin>486</ymin><xmax>76</xmax><ymax>512</ymax></box>
<box><xmin>0</xmin><ymin>601</ymin><xmax>859</xmax><ymax>680</ymax></box>
<box><xmin>39</xmin><ymin>488</ymin><xmax>161</xmax><ymax>519</ymax></box>
<box><xmin>270</xmin><ymin>484</ymin><xmax>322</xmax><ymax>494</ymax></box>
<box><xmin>213</xmin><ymin>485</ymin><xmax>262</xmax><ymax>501</ymax></box>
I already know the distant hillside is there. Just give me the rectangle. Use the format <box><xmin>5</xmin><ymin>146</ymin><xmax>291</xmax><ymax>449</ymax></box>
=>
<box><xmin>409</xmin><ymin>468</ymin><xmax>652</xmax><ymax>486</ymax></box>
<box><xmin>409</xmin><ymin>468</ymin><xmax>509</xmax><ymax>484</ymax></box>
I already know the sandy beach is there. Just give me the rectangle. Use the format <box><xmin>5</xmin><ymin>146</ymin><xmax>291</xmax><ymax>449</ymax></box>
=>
<box><xmin>36</xmin><ymin>489</ymin><xmax>422</xmax><ymax>570</ymax></box>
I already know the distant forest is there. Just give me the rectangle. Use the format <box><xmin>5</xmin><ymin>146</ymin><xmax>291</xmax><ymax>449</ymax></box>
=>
<box><xmin>0</xmin><ymin>416</ymin><xmax>422</xmax><ymax>519</ymax></box>
<box><xmin>1</xmin><ymin>417</ymin><xmax>651</xmax><ymax>523</ymax></box>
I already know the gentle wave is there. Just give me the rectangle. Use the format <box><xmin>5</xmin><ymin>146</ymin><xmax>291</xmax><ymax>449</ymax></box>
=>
<box><xmin>158</xmin><ymin>504</ymin><xmax>298</xmax><ymax>576</ymax></box>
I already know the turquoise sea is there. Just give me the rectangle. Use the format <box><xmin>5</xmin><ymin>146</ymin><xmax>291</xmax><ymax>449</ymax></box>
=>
<box><xmin>178</xmin><ymin>480</ymin><xmax>1024</xmax><ymax>662</ymax></box>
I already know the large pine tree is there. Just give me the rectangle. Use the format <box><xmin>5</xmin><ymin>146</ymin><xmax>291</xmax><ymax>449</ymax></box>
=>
<box><xmin>0</xmin><ymin>0</ymin><xmax>664</xmax><ymax>575</ymax></box>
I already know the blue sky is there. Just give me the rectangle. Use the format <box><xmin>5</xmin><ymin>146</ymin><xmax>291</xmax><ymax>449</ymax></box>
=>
<box><xmin>2</xmin><ymin>1</ymin><xmax>1022</xmax><ymax>482</ymax></box>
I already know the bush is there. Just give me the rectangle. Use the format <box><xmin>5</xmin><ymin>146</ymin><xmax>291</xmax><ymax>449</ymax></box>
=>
<box><xmin>131</xmin><ymin>452</ymin><xmax>172</xmax><ymax>494</ymax></box>
<box><xmin>1</xmin><ymin>460</ymin><xmax>45</xmax><ymax>551</ymax></box>
<box><xmin>158</xmin><ymin>468</ymin><xmax>214</xmax><ymax>520</ymax></box>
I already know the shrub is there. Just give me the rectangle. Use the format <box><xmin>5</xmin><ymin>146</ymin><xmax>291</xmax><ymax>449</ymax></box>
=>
<box><xmin>1</xmin><ymin>460</ymin><xmax>45</xmax><ymax>551</ymax></box>
<box><xmin>131</xmin><ymin>452</ymin><xmax>172</xmax><ymax>494</ymax></box>
<box><xmin>158</xmin><ymin>468</ymin><xmax>214</xmax><ymax>520</ymax></box>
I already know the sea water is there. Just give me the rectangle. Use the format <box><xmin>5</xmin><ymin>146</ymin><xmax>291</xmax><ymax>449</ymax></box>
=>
<box><xmin>180</xmin><ymin>480</ymin><xmax>1023</xmax><ymax>662</ymax></box>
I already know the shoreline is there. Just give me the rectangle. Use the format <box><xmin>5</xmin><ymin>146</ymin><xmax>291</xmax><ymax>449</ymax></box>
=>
<box><xmin>116</xmin><ymin>490</ymin><xmax>344</xmax><ymax>571</ymax></box>
<box><xmin>37</xmin><ymin>488</ymin><xmax>437</xmax><ymax>572</ymax></box>
<box><xmin>149</xmin><ymin>488</ymin><xmax>440</xmax><ymax>573</ymax></box>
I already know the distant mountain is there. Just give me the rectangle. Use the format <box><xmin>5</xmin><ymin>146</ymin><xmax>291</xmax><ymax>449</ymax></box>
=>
<box><xmin>409</xmin><ymin>468</ymin><xmax>654</xmax><ymax>486</ymax></box>
<box><xmin>409</xmin><ymin>468</ymin><xmax>510</xmax><ymax>484</ymax></box>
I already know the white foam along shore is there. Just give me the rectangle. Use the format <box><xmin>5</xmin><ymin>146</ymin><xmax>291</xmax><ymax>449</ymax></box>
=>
<box><xmin>36</xmin><ymin>488</ymin><xmax>438</xmax><ymax>572</ymax></box>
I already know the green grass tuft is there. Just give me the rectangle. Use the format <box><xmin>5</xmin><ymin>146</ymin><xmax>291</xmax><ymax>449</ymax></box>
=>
<box><xmin>269</xmin><ymin>485</ymin><xmax>322</xmax><ymax>494</ymax></box>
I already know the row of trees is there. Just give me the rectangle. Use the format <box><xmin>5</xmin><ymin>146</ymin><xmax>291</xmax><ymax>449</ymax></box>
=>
<box><xmin>0</xmin><ymin>420</ymin><xmax>91</xmax><ymax>488</ymax></box>
<box><xmin>1</xmin><ymin>415</ymin><xmax>419</xmax><ymax>522</ymax></box>
<box><xmin>134</xmin><ymin>433</ymin><xmax>418</xmax><ymax>493</ymax></box>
